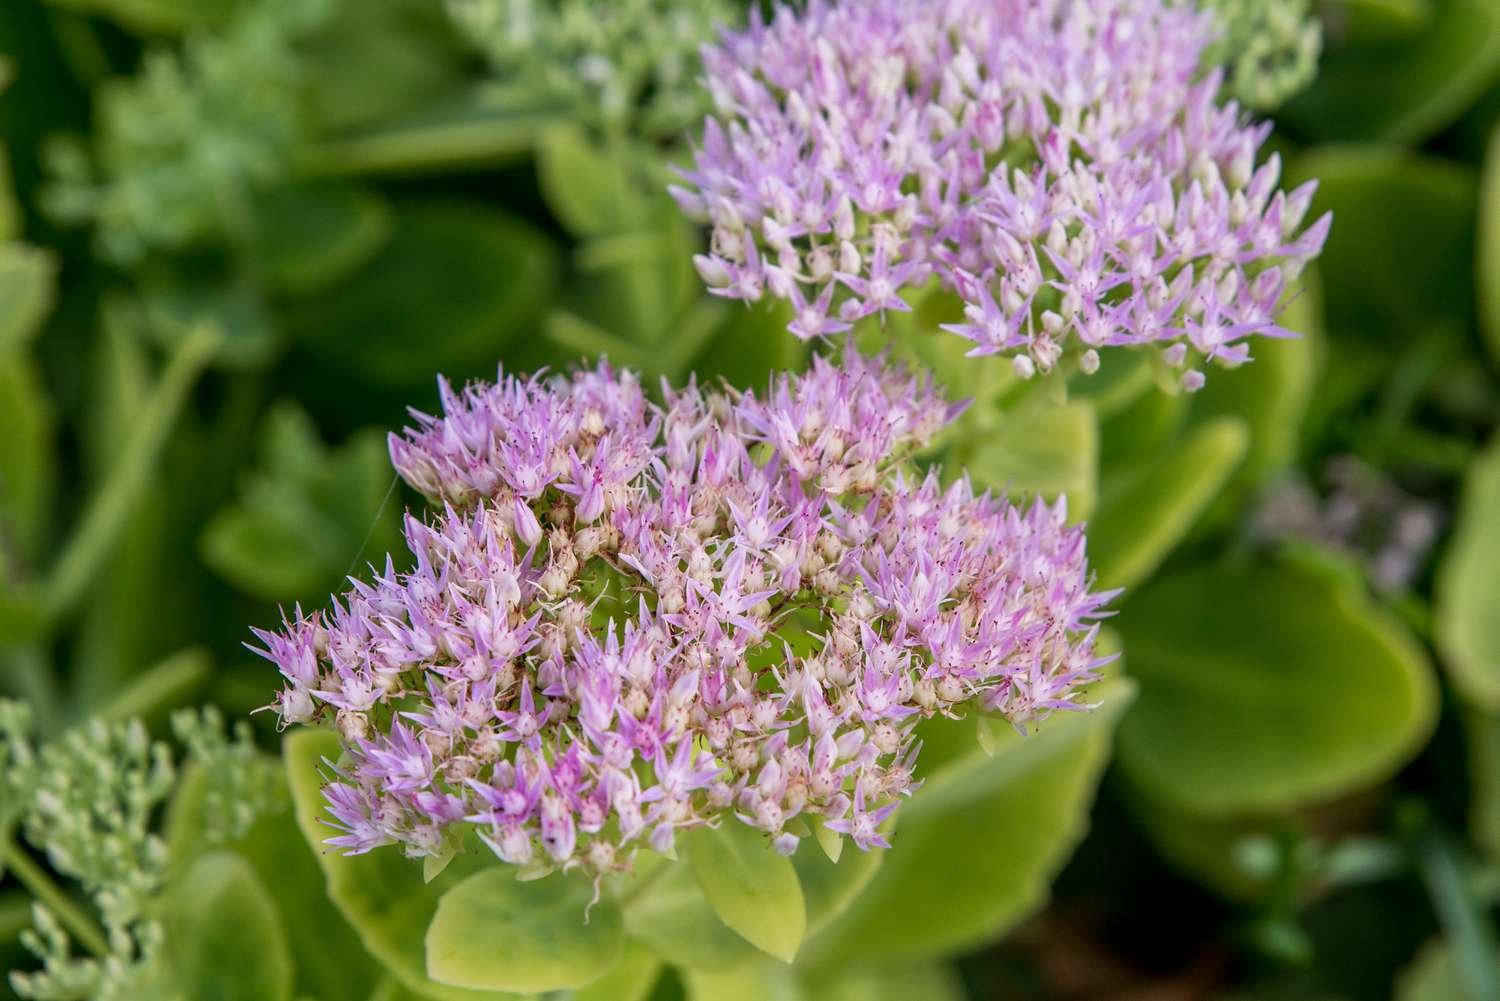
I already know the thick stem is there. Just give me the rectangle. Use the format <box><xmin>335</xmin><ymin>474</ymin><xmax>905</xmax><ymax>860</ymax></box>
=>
<box><xmin>39</xmin><ymin>324</ymin><xmax>220</xmax><ymax>632</ymax></box>
<box><xmin>1</xmin><ymin>833</ymin><xmax>109</xmax><ymax>957</ymax></box>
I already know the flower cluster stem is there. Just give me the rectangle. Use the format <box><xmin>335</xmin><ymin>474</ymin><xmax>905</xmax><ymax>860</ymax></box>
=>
<box><xmin>0</xmin><ymin>833</ymin><xmax>109</xmax><ymax>957</ymax></box>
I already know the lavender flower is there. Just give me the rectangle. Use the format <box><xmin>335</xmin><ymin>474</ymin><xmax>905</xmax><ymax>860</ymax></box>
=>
<box><xmin>672</xmin><ymin>0</ymin><xmax>1330</xmax><ymax>389</ymax></box>
<box><xmin>253</xmin><ymin>350</ymin><xmax>1113</xmax><ymax>881</ymax></box>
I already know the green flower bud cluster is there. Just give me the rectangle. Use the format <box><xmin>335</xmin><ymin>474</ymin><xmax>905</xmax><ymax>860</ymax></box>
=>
<box><xmin>2</xmin><ymin>705</ymin><xmax>282</xmax><ymax>1001</ymax></box>
<box><xmin>41</xmin><ymin>0</ymin><xmax>336</xmax><ymax>264</ymax></box>
<box><xmin>445</xmin><ymin>0</ymin><xmax>737</xmax><ymax>136</ymax></box>
<box><xmin>1198</xmin><ymin>0</ymin><xmax>1322</xmax><ymax>109</ymax></box>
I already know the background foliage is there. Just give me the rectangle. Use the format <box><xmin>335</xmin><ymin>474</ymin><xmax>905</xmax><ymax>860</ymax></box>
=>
<box><xmin>1</xmin><ymin>0</ymin><xmax>1499</xmax><ymax>998</ymax></box>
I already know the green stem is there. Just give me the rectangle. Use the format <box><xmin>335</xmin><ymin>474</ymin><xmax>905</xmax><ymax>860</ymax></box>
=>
<box><xmin>1</xmin><ymin>834</ymin><xmax>109</xmax><ymax>957</ymax></box>
<box><xmin>39</xmin><ymin>324</ymin><xmax>220</xmax><ymax>632</ymax></box>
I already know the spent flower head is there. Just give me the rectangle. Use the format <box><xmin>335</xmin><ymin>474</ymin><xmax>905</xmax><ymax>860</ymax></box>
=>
<box><xmin>673</xmin><ymin>0</ymin><xmax>1330</xmax><ymax>389</ymax></box>
<box><xmin>254</xmin><ymin>348</ymin><xmax>1114</xmax><ymax>882</ymax></box>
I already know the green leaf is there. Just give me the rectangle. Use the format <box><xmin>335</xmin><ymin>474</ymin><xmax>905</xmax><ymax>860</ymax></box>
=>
<box><xmin>685</xmin><ymin>822</ymin><xmax>806</xmax><ymax>963</ymax></box>
<box><xmin>682</xmin><ymin>963</ymin><xmax>807</xmax><ymax>1001</ymax></box>
<box><xmin>1479</xmin><ymin>129</ymin><xmax>1500</xmax><ymax>379</ymax></box>
<box><xmin>537</xmin><ymin>127</ymin><xmax>647</xmax><ymax>238</ymax></box>
<box><xmin>94</xmin><ymin>647</ymin><xmax>210</xmax><ymax>725</ymax></box>
<box><xmin>0</xmin><ymin>242</ymin><xmax>54</xmax><ymax>357</ymax></box>
<box><xmin>425</xmin><ymin>868</ymin><xmax>623</xmax><ymax>993</ymax></box>
<box><xmin>168</xmin><ymin>759</ymin><xmax>379</xmax><ymax>1001</ymax></box>
<box><xmin>1437</xmin><ymin>435</ymin><xmax>1500</xmax><ymax>710</ymax></box>
<box><xmin>790</xmin><ymin>833</ymin><xmax>883</xmax><ymax>936</ymax></box>
<box><xmin>1190</xmin><ymin>270</ymin><xmax>1323</xmax><ymax>506</ymax></box>
<box><xmin>1116</xmin><ymin>559</ymin><xmax>1439</xmax><ymax>816</ymax></box>
<box><xmin>1287</xmin><ymin>148</ymin><xmax>1476</xmax><ymax>345</ymax></box>
<box><xmin>1088</xmin><ymin>417</ymin><xmax>1249</xmax><ymax>591</ymax></box>
<box><xmin>293</xmin><ymin>200</ymin><xmax>558</xmax><ymax>389</ymax></box>
<box><xmin>1397</xmin><ymin>938</ymin><xmax>1478</xmax><ymax>1001</ymax></box>
<box><xmin>140</xmin><ymin>268</ymin><xmax>278</xmax><ymax>370</ymax></box>
<box><xmin>306</xmin><ymin>86</ymin><xmax>561</xmax><ymax>175</ymax></box>
<box><xmin>572</xmin><ymin>945</ymin><xmax>660</xmax><ymax>1001</ymax></box>
<box><xmin>1466</xmin><ymin>708</ymin><xmax>1500</xmax><ymax>861</ymax></box>
<box><xmin>0</xmin><ymin>354</ymin><xmax>55</xmax><ymax>571</ymax></box>
<box><xmin>802</xmin><ymin>676</ymin><xmax>1134</xmax><ymax>968</ymax></box>
<box><xmin>283</xmin><ymin>729</ymin><xmax>524</xmax><ymax>1001</ymax></box>
<box><xmin>967</xmin><ymin>399</ymin><xmax>1098</xmax><ymax>520</ymax></box>
<box><xmin>255</xmin><ymin>183</ymin><xmax>394</xmax><ymax>297</ymax></box>
<box><xmin>200</xmin><ymin>404</ymin><xmax>399</xmax><ymax>602</ymax></box>
<box><xmin>1281</xmin><ymin>0</ymin><xmax>1500</xmax><ymax>143</ymax></box>
<box><xmin>41</xmin><ymin>0</ymin><xmax>241</xmax><ymax>34</ymax></box>
<box><xmin>807</xmin><ymin>964</ymin><xmax>967</xmax><ymax>1001</ymax></box>
<box><xmin>162</xmin><ymin>851</ymin><xmax>294</xmax><ymax>1001</ymax></box>
<box><xmin>621</xmin><ymin>858</ymin><xmax>765</xmax><ymax>972</ymax></box>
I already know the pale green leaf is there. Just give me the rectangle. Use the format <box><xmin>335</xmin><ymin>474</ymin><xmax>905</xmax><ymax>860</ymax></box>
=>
<box><xmin>621</xmin><ymin>858</ymin><xmax>764</xmax><ymax>972</ymax></box>
<box><xmin>283</xmin><ymin>729</ymin><xmax>524</xmax><ymax>1001</ymax></box>
<box><xmin>425</xmin><ymin>868</ymin><xmax>623</xmax><ymax>993</ymax></box>
<box><xmin>0</xmin><ymin>243</ymin><xmax>55</xmax><ymax>357</ymax></box>
<box><xmin>1437</xmin><ymin>434</ymin><xmax>1500</xmax><ymax>709</ymax></box>
<box><xmin>572</xmin><ymin>944</ymin><xmax>660</xmax><ymax>1001</ymax></box>
<box><xmin>685</xmin><ymin>822</ymin><xmax>806</xmax><ymax>963</ymax></box>
<box><xmin>967</xmin><ymin>399</ymin><xmax>1098</xmax><ymax>521</ymax></box>
<box><xmin>682</xmin><ymin>962</ymin><xmax>807</xmax><ymax>1001</ymax></box>
<box><xmin>802</xmin><ymin>677</ymin><xmax>1134</xmax><ymax>968</ymax></box>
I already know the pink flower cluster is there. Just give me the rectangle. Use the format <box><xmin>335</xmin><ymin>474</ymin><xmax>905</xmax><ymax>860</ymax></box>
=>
<box><xmin>672</xmin><ymin>0</ymin><xmax>1330</xmax><ymax>389</ymax></box>
<box><xmin>253</xmin><ymin>351</ymin><xmax>1112</xmax><ymax>877</ymax></box>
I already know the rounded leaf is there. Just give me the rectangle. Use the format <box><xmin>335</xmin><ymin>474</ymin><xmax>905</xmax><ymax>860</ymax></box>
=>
<box><xmin>1088</xmin><ymin>417</ymin><xmax>1249</xmax><ymax>590</ymax></box>
<box><xmin>1116</xmin><ymin>560</ymin><xmax>1439</xmax><ymax>815</ymax></box>
<box><xmin>1437</xmin><ymin>435</ymin><xmax>1500</xmax><ymax>710</ymax></box>
<box><xmin>424</xmin><ymin>868</ymin><xmax>622</xmax><ymax>993</ymax></box>
<box><xmin>162</xmin><ymin>851</ymin><xmax>293</xmax><ymax>1001</ymax></box>
<box><xmin>685</xmin><ymin>822</ymin><xmax>807</xmax><ymax>963</ymax></box>
<box><xmin>621</xmin><ymin>858</ymin><xmax>764</xmax><ymax>972</ymax></box>
<box><xmin>283</xmin><ymin>730</ymin><xmax>522</xmax><ymax>1001</ymax></box>
<box><xmin>802</xmin><ymin>677</ymin><xmax>1134</xmax><ymax>968</ymax></box>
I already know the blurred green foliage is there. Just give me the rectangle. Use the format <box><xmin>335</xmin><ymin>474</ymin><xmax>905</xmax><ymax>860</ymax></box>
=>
<box><xmin>1</xmin><ymin>0</ymin><xmax>1500</xmax><ymax>999</ymax></box>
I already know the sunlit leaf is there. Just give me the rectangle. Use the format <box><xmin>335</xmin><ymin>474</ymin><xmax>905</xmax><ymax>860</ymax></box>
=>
<box><xmin>162</xmin><ymin>851</ymin><xmax>294</xmax><ymax>1001</ymax></box>
<box><xmin>1437</xmin><ymin>434</ymin><xmax>1500</xmax><ymax>710</ymax></box>
<box><xmin>425</xmin><ymin>868</ymin><xmax>623</xmax><ymax>993</ymax></box>
<box><xmin>685</xmin><ymin>822</ymin><xmax>806</xmax><ymax>964</ymax></box>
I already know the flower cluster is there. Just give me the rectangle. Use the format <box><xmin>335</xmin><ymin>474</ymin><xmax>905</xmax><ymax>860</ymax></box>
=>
<box><xmin>445</xmin><ymin>0</ymin><xmax>738</xmax><ymax>137</ymax></box>
<box><xmin>254</xmin><ymin>350</ymin><xmax>1112</xmax><ymax>879</ymax></box>
<box><xmin>672</xmin><ymin>0</ymin><xmax>1330</xmax><ymax>389</ymax></box>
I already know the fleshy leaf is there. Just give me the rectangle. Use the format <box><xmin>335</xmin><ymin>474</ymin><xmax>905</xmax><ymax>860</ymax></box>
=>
<box><xmin>1116</xmin><ymin>559</ymin><xmax>1439</xmax><ymax>815</ymax></box>
<box><xmin>571</xmin><ymin>944</ymin><xmax>660</xmax><ymax>1001</ymax></box>
<box><xmin>1437</xmin><ymin>434</ymin><xmax>1500</xmax><ymax>709</ymax></box>
<box><xmin>283</xmin><ymin>729</ymin><xmax>523</xmax><ymax>1001</ymax></box>
<box><xmin>292</xmin><ymin>200</ymin><xmax>558</xmax><ymax>390</ymax></box>
<box><xmin>802</xmin><ymin>676</ymin><xmax>1134</xmax><ymax>968</ymax></box>
<box><xmin>162</xmin><ymin>851</ymin><xmax>294</xmax><ymax>1001</ymax></box>
<box><xmin>685</xmin><ymin>823</ymin><xmax>807</xmax><ymax>964</ymax></box>
<box><xmin>967</xmin><ymin>399</ymin><xmax>1099</xmax><ymax>521</ymax></box>
<box><xmin>254</xmin><ymin>183</ymin><xmax>394</xmax><ymax>297</ymax></box>
<box><xmin>620</xmin><ymin>858</ymin><xmax>764</xmax><ymax>972</ymax></box>
<box><xmin>1288</xmin><ymin>148</ymin><xmax>1476</xmax><ymax>344</ymax></box>
<box><xmin>682</xmin><ymin>962</ymin><xmax>807</xmax><ymax>1001</ymax></box>
<box><xmin>1482</xmin><ymin>128</ymin><xmax>1500</xmax><ymax>370</ymax></box>
<box><xmin>424</xmin><ymin>868</ymin><xmax>623</xmax><ymax>993</ymax></box>
<box><xmin>1088</xmin><ymin>417</ymin><xmax>1249</xmax><ymax>590</ymax></box>
<box><xmin>536</xmin><ymin>127</ymin><xmax>647</xmax><ymax>238</ymax></box>
<box><xmin>1281</xmin><ymin>0</ymin><xmax>1500</xmax><ymax>143</ymax></box>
